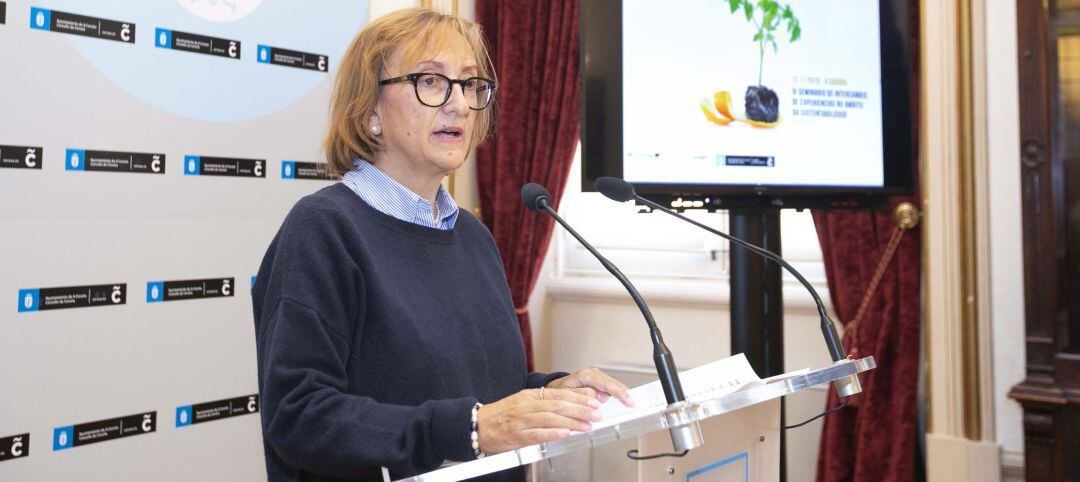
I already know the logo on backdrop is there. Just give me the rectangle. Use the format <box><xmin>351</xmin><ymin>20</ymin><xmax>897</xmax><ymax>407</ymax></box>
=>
<box><xmin>281</xmin><ymin>161</ymin><xmax>333</xmax><ymax>180</ymax></box>
<box><xmin>257</xmin><ymin>45</ymin><xmax>328</xmax><ymax>72</ymax></box>
<box><xmin>17</xmin><ymin>283</ymin><xmax>126</xmax><ymax>313</ymax></box>
<box><xmin>184</xmin><ymin>155</ymin><xmax>264</xmax><ymax>178</ymax></box>
<box><xmin>65</xmin><ymin>149</ymin><xmax>165</xmax><ymax>174</ymax></box>
<box><xmin>146</xmin><ymin>278</ymin><xmax>234</xmax><ymax>303</ymax></box>
<box><xmin>0</xmin><ymin>2</ymin><xmax>7</xmax><ymax>25</ymax></box>
<box><xmin>29</xmin><ymin>8</ymin><xmax>135</xmax><ymax>44</ymax></box>
<box><xmin>0</xmin><ymin>433</ymin><xmax>29</xmax><ymax>462</ymax></box>
<box><xmin>155</xmin><ymin>28</ymin><xmax>240</xmax><ymax>60</ymax></box>
<box><xmin>176</xmin><ymin>394</ymin><xmax>259</xmax><ymax>427</ymax></box>
<box><xmin>53</xmin><ymin>412</ymin><xmax>155</xmax><ymax>451</ymax></box>
<box><xmin>0</xmin><ymin>145</ymin><xmax>43</xmax><ymax>170</ymax></box>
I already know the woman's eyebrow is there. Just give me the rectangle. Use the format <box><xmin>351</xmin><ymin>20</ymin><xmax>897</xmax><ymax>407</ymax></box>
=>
<box><xmin>415</xmin><ymin>60</ymin><xmax>445</xmax><ymax>71</ymax></box>
<box><xmin>414</xmin><ymin>60</ymin><xmax>479</xmax><ymax>75</ymax></box>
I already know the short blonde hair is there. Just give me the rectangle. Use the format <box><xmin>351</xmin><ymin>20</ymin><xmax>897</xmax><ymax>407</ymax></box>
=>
<box><xmin>323</xmin><ymin>8</ymin><xmax>497</xmax><ymax>178</ymax></box>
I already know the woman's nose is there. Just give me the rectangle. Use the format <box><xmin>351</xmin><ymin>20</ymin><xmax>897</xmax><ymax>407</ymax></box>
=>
<box><xmin>443</xmin><ymin>82</ymin><xmax>470</xmax><ymax>114</ymax></box>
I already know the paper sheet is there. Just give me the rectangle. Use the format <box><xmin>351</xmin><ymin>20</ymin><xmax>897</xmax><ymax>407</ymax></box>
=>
<box><xmin>591</xmin><ymin>353</ymin><xmax>763</xmax><ymax>430</ymax></box>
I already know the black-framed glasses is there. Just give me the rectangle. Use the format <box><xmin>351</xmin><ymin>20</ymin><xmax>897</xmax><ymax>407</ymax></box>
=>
<box><xmin>379</xmin><ymin>72</ymin><xmax>496</xmax><ymax>110</ymax></box>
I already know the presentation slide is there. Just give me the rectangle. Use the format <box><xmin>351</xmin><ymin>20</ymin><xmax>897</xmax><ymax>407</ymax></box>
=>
<box><xmin>622</xmin><ymin>0</ymin><xmax>884</xmax><ymax>187</ymax></box>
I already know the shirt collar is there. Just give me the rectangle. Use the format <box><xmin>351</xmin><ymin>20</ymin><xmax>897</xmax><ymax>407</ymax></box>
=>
<box><xmin>343</xmin><ymin>159</ymin><xmax>459</xmax><ymax>229</ymax></box>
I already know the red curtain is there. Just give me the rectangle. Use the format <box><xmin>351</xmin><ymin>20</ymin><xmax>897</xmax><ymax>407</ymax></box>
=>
<box><xmin>812</xmin><ymin>206</ymin><xmax>922</xmax><ymax>482</ymax></box>
<box><xmin>475</xmin><ymin>0</ymin><xmax>581</xmax><ymax>370</ymax></box>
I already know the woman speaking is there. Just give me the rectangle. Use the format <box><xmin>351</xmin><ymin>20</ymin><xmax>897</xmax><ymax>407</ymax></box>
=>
<box><xmin>252</xmin><ymin>9</ymin><xmax>631</xmax><ymax>482</ymax></box>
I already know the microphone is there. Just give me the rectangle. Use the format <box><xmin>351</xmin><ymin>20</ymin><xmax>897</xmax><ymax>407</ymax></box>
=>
<box><xmin>521</xmin><ymin>183</ymin><xmax>703</xmax><ymax>452</ymax></box>
<box><xmin>594</xmin><ymin>177</ymin><xmax>862</xmax><ymax>397</ymax></box>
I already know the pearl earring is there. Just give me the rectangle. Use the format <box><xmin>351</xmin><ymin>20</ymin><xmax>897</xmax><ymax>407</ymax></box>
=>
<box><xmin>371</xmin><ymin>123</ymin><xmax>381</xmax><ymax>135</ymax></box>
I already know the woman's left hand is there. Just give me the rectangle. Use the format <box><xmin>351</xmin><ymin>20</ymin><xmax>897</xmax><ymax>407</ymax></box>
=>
<box><xmin>547</xmin><ymin>368</ymin><xmax>634</xmax><ymax>407</ymax></box>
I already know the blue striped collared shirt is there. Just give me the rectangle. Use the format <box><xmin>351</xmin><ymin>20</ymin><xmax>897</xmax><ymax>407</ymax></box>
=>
<box><xmin>340</xmin><ymin>159</ymin><xmax>459</xmax><ymax>230</ymax></box>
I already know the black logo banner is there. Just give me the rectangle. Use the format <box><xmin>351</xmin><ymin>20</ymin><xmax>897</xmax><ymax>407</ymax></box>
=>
<box><xmin>18</xmin><ymin>284</ymin><xmax>126</xmax><ymax>313</ymax></box>
<box><xmin>184</xmin><ymin>155</ymin><xmax>265</xmax><ymax>178</ymax></box>
<box><xmin>176</xmin><ymin>394</ymin><xmax>259</xmax><ymax>427</ymax></box>
<box><xmin>30</xmin><ymin>8</ymin><xmax>135</xmax><ymax>43</ymax></box>
<box><xmin>724</xmin><ymin>155</ymin><xmax>776</xmax><ymax>167</ymax></box>
<box><xmin>53</xmin><ymin>412</ymin><xmax>155</xmax><ymax>451</ymax></box>
<box><xmin>0</xmin><ymin>145</ymin><xmax>43</xmax><ymax>170</ymax></box>
<box><xmin>146</xmin><ymin>278</ymin><xmax>234</xmax><ymax>303</ymax></box>
<box><xmin>157</xmin><ymin>28</ymin><xmax>240</xmax><ymax>60</ymax></box>
<box><xmin>257</xmin><ymin>45</ymin><xmax>328</xmax><ymax>72</ymax></box>
<box><xmin>281</xmin><ymin>160</ymin><xmax>334</xmax><ymax>180</ymax></box>
<box><xmin>66</xmin><ymin>149</ymin><xmax>165</xmax><ymax>174</ymax></box>
<box><xmin>0</xmin><ymin>433</ymin><xmax>29</xmax><ymax>462</ymax></box>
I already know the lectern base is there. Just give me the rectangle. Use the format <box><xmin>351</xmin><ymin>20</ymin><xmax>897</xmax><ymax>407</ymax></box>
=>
<box><xmin>638</xmin><ymin>398</ymin><xmax>780</xmax><ymax>482</ymax></box>
<box><xmin>534</xmin><ymin>398</ymin><xmax>780</xmax><ymax>482</ymax></box>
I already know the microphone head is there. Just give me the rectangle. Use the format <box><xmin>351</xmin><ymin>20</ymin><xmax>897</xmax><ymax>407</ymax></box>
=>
<box><xmin>595</xmin><ymin>177</ymin><xmax>636</xmax><ymax>202</ymax></box>
<box><xmin>520</xmin><ymin>183</ymin><xmax>552</xmax><ymax>212</ymax></box>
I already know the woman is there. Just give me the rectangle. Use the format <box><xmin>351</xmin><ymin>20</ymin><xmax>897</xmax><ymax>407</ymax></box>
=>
<box><xmin>252</xmin><ymin>9</ymin><xmax>632</xmax><ymax>482</ymax></box>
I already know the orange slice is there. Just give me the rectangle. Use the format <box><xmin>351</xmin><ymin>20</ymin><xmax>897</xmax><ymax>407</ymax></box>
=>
<box><xmin>700</xmin><ymin>98</ymin><xmax>733</xmax><ymax>125</ymax></box>
<box><xmin>713</xmin><ymin>91</ymin><xmax>735</xmax><ymax>120</ymax></box>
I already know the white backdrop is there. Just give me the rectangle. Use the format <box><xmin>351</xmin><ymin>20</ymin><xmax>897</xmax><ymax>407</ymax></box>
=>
<box><xmin>0</xmin><ymin>1</ymin><xmax>368</xmax><ymax>479</ymax></box>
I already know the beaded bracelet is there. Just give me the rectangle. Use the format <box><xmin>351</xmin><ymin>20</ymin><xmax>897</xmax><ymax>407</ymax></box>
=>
<box><xmin>470</xmin><ymin>402</ymin><xmax>485</xmax><ymax>459</ymax></box>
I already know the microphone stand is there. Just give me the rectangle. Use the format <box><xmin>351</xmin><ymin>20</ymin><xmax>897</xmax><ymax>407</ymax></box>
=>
<box><xmin>531</xmin><ymin>196</ymin><xmax>704</xmax><ymax>453</ymax></box>
<box><xmin>630</xmin><ymin>195</ymin><xmax>862</xmax><ymax>398</ymax></box>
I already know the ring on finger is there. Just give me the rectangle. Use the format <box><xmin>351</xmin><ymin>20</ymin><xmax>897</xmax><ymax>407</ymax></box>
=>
<box><xmin>539</xmin><ymin>386</ymin><xmax>545</xmax><ymax>400</ymax></box>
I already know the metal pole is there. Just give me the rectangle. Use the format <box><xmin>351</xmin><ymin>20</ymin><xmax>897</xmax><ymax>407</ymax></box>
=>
<box><xmin>729</xmin><ymin>208</ymin><xmax>785</xmax><ymax>481</ymax></box>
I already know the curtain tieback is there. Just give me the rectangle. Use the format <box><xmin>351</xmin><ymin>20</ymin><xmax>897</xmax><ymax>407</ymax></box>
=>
<box><xmin>845</xmin><ymin>202</ymin><xmax>922</xmax><ymax>358</ymax></box>
<box><xmin>836</xmin><ymin>203</ymin><xmax>918</xmax><ymax>408</ymax></box>
<box><xmin>514</xmin><ymin>306</ymin><xmax>529</xmax><ymax>316</ymax></box>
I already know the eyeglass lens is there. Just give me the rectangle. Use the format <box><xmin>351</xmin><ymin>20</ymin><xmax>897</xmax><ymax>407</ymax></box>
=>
<box><xmin>414</xmin><ymin>73</ymin><xmax>494</xmax><ymax>109</ymax></box>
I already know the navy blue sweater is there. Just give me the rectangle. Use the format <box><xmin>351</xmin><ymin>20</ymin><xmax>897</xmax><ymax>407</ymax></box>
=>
<box><xmin>252</xmin><ymin>183</ymin><xmax>564</xmax><ymax>481</ymax></box>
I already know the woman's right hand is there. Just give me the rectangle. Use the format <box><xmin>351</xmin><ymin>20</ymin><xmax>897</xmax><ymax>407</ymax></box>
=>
<box><xmin>476</xmin><ymin>388</ymin><xmax>604</xmax><ymax>455</ymax></box>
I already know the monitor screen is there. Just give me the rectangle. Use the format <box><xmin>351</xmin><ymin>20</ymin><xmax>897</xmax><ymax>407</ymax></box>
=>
<box><xmin>581</xmin><ymin>0</ymin><xmax>916</xmax><ymax>204</ymax></box>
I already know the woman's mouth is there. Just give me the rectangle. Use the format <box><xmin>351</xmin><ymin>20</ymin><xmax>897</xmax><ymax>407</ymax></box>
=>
<box><xmin>433</xmin><ymin>126</ymin><xmax>464</xmax><ymax>141</ymax></box>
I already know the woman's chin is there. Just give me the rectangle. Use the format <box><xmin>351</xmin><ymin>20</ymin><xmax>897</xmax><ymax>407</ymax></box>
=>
<box><xmin>428</xmin><ymin>149</ymin><xmax>469</xmax><ymax>171</ymax></box>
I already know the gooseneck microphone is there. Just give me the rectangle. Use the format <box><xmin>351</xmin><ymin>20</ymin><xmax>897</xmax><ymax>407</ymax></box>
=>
<box><xmin>520</xmin><ymin>183</ymin><xmax>685</xmax><ymax>403</ymax></box>
<box><xmin>521</xmin><ymin>183</ymin><xmax>703</xmax><ymax>452</ymax></box>
<box><xmin>594</xmin><ymin>177</ymin><xmax>862</xmax><ymax>397</ymax></box>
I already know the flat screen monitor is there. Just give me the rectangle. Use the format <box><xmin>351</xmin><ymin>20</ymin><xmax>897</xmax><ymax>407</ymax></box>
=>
<box><xmin>581</xmin><ymin>0</ymin><xmax>917</xmax><ymax>208</ymax></box>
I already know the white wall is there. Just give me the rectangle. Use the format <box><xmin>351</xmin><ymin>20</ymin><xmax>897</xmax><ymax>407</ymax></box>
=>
<box><xmin>985</xmin><ymin>0</ymin><xmax>1026</xmax><ymax>471</ymax></box>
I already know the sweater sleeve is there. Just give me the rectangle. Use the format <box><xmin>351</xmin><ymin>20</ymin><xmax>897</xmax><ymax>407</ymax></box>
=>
<box><xmin>260</xmin><ymin>299</ymin><xmax>476</xmax><ymax>478</ymax></box>
<box><xmin>254</xmin><ymin>199</ymin><xmax>476</xmax><ymax>478</ymax></box>
<box><xmin>525</xmin><ymin>372</ymin><xmax>570</xmax><ymax>389</ymax></box>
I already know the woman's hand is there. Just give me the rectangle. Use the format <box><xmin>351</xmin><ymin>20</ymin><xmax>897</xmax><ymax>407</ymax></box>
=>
<box><xmin>476</xmin><ymin>388</ymin><xmax>602</xmax><ymax>454</ymax></box>
<box><xmin>546</xmin><ymin>368</ymin><xmax>634</xmax><ymax>407</ymax></box>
